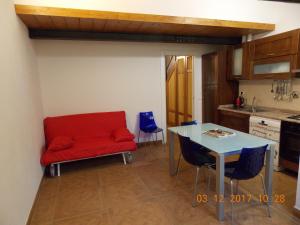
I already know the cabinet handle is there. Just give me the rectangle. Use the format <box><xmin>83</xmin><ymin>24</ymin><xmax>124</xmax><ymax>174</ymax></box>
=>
<box><xmin>292</xmin><ymin>69</ymin><xmax>300</xmax><ymax>73</ymax></box>
<box><xmin>267</xmin><ymin>53</ymin><xmax>275</xmax><ymax>56</ymax></box>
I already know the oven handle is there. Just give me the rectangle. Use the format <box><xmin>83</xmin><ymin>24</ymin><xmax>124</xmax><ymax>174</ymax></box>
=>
<box><xmin>258</xmin><ymin>121</ymin><xmax>268</xmax><ymax>126</ymax></box>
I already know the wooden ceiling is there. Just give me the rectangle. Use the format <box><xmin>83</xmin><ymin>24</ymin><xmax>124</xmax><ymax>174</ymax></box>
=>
<box><xmin>15</xmin><ymin>4</ymin><xmax>275</xmax><ymax>39</ymax></box>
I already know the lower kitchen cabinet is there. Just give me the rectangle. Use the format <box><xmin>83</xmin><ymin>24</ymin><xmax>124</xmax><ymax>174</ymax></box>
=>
<box><xmin>218</xmin><ymin>110</ymin><xmax>250</xmax><ymax>133</ymax></box>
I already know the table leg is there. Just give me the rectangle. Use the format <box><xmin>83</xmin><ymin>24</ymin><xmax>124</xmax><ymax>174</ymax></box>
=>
<box><xmin>216</xmin><ymin>153</ymin><xmax>225</xmax><ymax>221</ymax></box>
<box><xmin>265</xmin><ymin>144</ymin><xmax>274</xmax><ymax>211</ymax></box>
<box><xmin>169</xmin><ymin>132</ymin><xmax>176</xmax><ymax>176</ymax></box>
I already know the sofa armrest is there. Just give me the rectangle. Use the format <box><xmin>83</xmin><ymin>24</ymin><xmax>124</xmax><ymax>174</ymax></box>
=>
<box><xmin>112</xmin><ymin>128</ymin><xmax>135</xmax><ymax>142</ymax></box>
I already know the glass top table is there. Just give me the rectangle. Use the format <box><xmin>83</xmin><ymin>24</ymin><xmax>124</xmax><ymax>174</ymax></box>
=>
<box><xmin>168</xmin><ymin>123</ymin><xmax>276</xmax><ymax>221</ymax></box>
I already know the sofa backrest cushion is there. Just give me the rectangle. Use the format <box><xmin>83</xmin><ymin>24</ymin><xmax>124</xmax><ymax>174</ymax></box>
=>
<box><xmin>48</xmin><ymin>136</ymin><xmax>74</xmax><ymax>151</ymax></box>
<box><xmin>44</xmin><ymin>111</ymin><xmax>127</xmax><ymax>145</ymax></box>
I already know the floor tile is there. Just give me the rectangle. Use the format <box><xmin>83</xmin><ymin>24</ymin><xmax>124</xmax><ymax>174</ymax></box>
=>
<box><xmin>101</xmin><ymin>176</ymin><xmax>153</xmax><ymax>210</ymax></box>
<box><xmin>54</xmin><ymin>171</ymin><xmax>103</xmax><ymax>220</ymax></box>
<box><xmin>53</xmin><ymin>211</ymin><xmax>111</xmax><ymax>225</ymax></box>
<box><xmin>30</xmin><ymin>178</ymin><xmax>59</xmax><ymax>224</ymax></box>
<box><xmin>28</xmin><ymin>142</ymin><xmax>300</xmax><ymax>225</ymax></box>
<box><xmin>109</xmin><ymin>200</ymin><xmax>173</xmax><ymax>225</ymax></box>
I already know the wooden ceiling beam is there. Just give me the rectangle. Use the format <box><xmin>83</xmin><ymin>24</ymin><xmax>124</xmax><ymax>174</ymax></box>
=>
<box><xmin>15</xmin><ymin>5</ymin><xmax>275</xmax><ymax>31</ymax></box>
<box><xmin>15</xmin><ymin>4</ymin><xmax>275</xmax><ymax>38</ymax></box>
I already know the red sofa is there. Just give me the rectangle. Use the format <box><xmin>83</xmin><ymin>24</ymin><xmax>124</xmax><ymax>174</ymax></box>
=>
<box><xmin>41</xmin><ymin>111</ymin><xmax>136</xmax><ymax>176</ymax></box>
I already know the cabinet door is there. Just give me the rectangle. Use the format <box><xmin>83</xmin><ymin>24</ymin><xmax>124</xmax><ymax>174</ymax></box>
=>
<box><xmin>251</xmin><ymin>29</ymin><xmax>300</xmax><ymax>60</ymax></box>
<box><xmin>250</xmin><ymin>55</ymin><xmax>297</xmax><ymax>79</ymax></box>
<box><xmin>218</xmin><ymin>110</ymin><xmax>250</xmax><ymax>133</ymax></box>
<box><xmin>227</xmin><ymin>43</ymin><xmax>250</xmax><ymax>80</ymax></box>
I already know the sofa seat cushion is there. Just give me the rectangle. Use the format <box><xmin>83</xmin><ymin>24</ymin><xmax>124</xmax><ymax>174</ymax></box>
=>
<box><xmin>41</xmin><ymin>137</ymin><xmax>136</xmax><ymax>166</ymax></box>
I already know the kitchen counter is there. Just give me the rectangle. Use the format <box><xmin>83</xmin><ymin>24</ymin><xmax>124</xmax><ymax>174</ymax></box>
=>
<box><xmin>218</xmin><ymin>104</ymin><xmax>300</xmax><ymax>124</ymax></box>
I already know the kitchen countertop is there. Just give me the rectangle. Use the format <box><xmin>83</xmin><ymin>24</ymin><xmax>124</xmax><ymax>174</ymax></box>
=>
<box><xmin>218</xmin><ymin>104</ymin><xmax>300</xmax><ymax>124</ymax></box>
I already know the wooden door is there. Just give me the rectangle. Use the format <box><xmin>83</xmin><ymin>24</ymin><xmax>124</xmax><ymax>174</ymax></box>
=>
<box><xmin>202</xmin><ymin>52</ymin><xmax>218</xmax><ymax>123</ymax></box>
<box><xmin>186</xmin><ymin>56</ymin><xmax>193</xmax><ymax>122</ymax></box>
<box><xmin>166</xmin><ymin>56</ymin><xmax>193</xmax><ymax>126</ymax></box>
<box><xmin>202</xmin><ymin>50</ymin><xmax>238</xmax><ymax>124</ymax></box>
<box><xmin>167</xmin><ymin>66</ymin><xmax>177</xmax><ymax>126</ymax></box>
<box><xmin>177</xmin><ymin>57</ymin><xmax>186</xmax><ymax>125</ymax></box>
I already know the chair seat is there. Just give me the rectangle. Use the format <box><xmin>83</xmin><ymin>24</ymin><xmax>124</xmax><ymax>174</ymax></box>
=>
<box><xmin>189</xmin><ymin>150</ymin><xmax>215</xmax><ymax>167</ymax></box>
<box><xmin>224</xmin><ymin>161</ymin><xmax>255</xmax><ymax>180</ymax></box>
<box><xmin>190</xmin><ymin>139</ymin><xmax>211</xmax><ymax>154</ymax></box>
<box><xmin>211</xmin><ymin>161</ymin><xmax>259</xmax><ymax>180</ymax></box>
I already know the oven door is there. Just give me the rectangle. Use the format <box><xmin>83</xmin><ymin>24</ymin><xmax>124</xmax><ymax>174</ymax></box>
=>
<box><xmin>280</xmin><ymin>129</ymin><xmax>300</xmax><ymax>163</ymax></box>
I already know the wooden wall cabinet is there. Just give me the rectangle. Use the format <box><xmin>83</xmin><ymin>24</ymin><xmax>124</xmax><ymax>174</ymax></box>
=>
<box><xmin>227</xmin><ymin>43</ymin><xmax>251</xmax><ymax>80</ymax></box>
<box><xmin>218</xmin><ymin>110</ymin><xmax>250</xmax><ymax>133</ymax></box>
<box><xmin>251</xmin><ymin>30</ymin><xmax>299</xmax><ymax>60</ymax></box>
<box><xmin>249</xmin><ymin>54</ymin><xmax>298</xmax><ymax>79</ymax></box>
<box><xmin>248</xmin><ymin>29</ymin><xmax>300</xmax><ymax>79</ymax></box>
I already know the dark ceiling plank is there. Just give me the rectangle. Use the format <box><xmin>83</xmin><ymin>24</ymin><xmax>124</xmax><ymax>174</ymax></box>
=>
<box><xmin>29</xmin><ymin>29</ymin><xmax>242</xmax><ymax>45</ymax></box>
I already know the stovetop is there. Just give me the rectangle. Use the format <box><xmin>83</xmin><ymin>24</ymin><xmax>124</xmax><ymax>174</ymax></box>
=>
<box><xmin>287</xmin><ymin>114</ymin><xmax>300</xmax><ymax>120</ymax></box>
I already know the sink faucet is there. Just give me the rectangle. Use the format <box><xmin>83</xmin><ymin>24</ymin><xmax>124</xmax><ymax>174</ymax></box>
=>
<box><xmin>251</xmin><ymin>96</ymin><xmax>256</xmax><ymax>113</ymax></box>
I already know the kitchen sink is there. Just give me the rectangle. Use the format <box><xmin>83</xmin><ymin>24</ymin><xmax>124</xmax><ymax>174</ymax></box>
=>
<box><xmin>230</xmin><ymin>106</ymin><xmax>267</xmax><ymax>113</ymax></box>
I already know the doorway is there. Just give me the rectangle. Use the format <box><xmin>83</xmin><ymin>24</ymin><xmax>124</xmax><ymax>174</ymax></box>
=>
<box><xmin>166</xmin><ymin>55</ymin><xmax>193</xmax><ymax>127</ymax></box>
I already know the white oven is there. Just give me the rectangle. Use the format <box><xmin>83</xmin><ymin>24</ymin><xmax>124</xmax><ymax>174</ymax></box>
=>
<box><xmin>249</xmin><ymin>116</ymin><xmax>281</xmax><ymax>171</ymax></box>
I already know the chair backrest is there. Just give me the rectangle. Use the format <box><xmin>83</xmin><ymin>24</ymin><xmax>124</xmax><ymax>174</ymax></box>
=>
<box><xmin>181</xmin><ymin>120</ymin><xmax>197</xmax><ymax>126</ymax></box>
<box><xmin>233</xmin><ymin>145</ymin><xmax>268</xmax><ymax>179</ymax></box>
<box><xmin>139</xmin><ymin>111</ymin><xmax>157</xmax><ymax>132</ymax></box>
<box><xmin>178</xmin><ymin>134</ymin><xmax>202</xmax><ymax>166</ymax></box>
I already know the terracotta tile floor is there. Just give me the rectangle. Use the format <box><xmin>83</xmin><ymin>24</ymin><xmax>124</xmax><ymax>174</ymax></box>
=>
<box><xmin>29</xmin><ymin>142</ymin><xmax>300</xmax><ymax>225</ymax></box>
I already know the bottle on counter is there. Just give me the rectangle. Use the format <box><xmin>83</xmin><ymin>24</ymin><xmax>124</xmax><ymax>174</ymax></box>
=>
<box><xmin>234</xmin><ymin>92</ymin><xmax>245</xmax><ymax>109</ymax></box>
<box><xmin>235</xmin><ymin>95</ymin><xmax>241</xmax><ymax>108</ymax></box>
<box><xmin>240</xmin><ymin>92</ymin><xmax>245</xmax><ymax>108</ymax></box>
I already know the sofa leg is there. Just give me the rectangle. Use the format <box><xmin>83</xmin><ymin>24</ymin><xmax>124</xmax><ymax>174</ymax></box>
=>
<box><xmin>50</xmin><ymin>164</ymin><xmax>55</xmax><ymax>177</ymax></box>
<box><xmin>125</xmin><ymin>152</ymin><xmax>133</xmax><ymax>164</ymax></box>
<box><xmin>57</xmin><ymin>163</ymin><xmax>61</xmax><ymax>176</ymax></box>
<box><xmin>122</xmin><ymin>153</ymin><xmax>127</xmax><ymax>165</ymax></box>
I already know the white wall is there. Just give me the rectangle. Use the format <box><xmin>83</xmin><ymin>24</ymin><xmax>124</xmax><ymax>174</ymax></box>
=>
<box><xmin>35</xmin><ymin>40</ymin><xmax>216</xmax><ymax>140</ymax></box>
<box><xmin>0</xmin><ymin>1</ymin><xmax>44</xmax><ymax>225</ymax></box>
<box><xmin>14</xmin><ymin>0</ymin><xmax>300</xmax><ymax>35</ymax></box>
<box><xmin>2</xmin><ymin>0</ymin><xmax>300</xmax><ymax>223</ymax></box>
<box><xmin>14</xmin><ymin>0</ymin><xmax>300</xmax><ymax>112</ymax></box>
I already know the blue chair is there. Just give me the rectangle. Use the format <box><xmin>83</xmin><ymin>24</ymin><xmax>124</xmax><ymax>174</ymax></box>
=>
<box><xmin>176</xmin><ymin>121</ymin><xmax>211</xmax><ymax>175</ymax></box>
<box><xmin>210</xmin><ymin>145</ymin><xmax>270</xmax><ymax>224</ymax></box>
<box><xmin>181</xmin><ymin>120</ymin><xmax>197</xmax><ymax>126</ymax></box>
<box><xmin>138</xmin><ymin>112</ymin><xmax>164</xmax><ymax>144</ymax></box>
<box><xmin>178</xmin><ymin>134</ymin><xmax>215</xmax><ymax>207</ymax></box>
